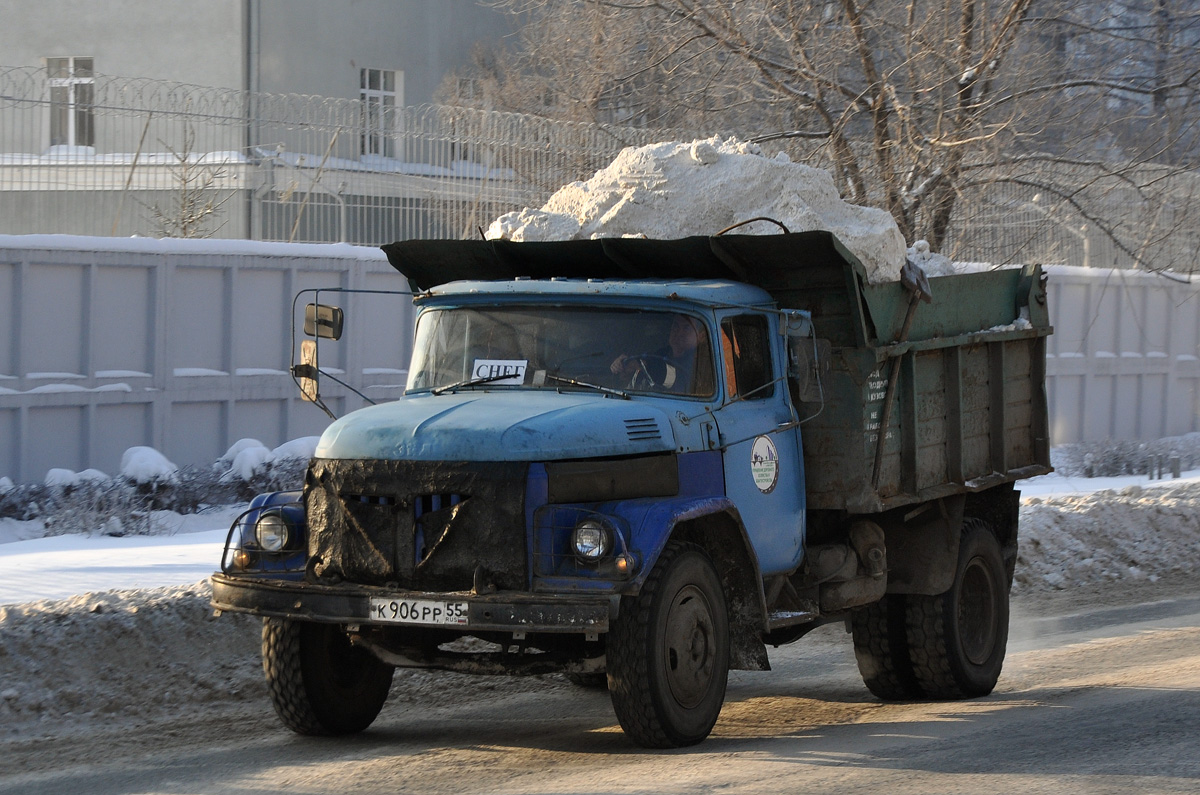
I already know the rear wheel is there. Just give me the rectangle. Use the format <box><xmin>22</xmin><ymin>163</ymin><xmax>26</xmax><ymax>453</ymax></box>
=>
<box><xmin>262</xmin><ymin>618</ymin><xmax>394</xmax><ymax>735</ymax></box>
<box><xmin>905</xmin><ymin>520</ymin><xmax>1009</xmax><ymax>698</ymax></box>
<box><xmin>606</xmin><ymin>541</ymin><xmax>730</xmax><ymax>747</ymax></box>
<box><xmin>851</xmin><ymin>594</ymin><xmax>922</xmax><ymax>700</ymax></box>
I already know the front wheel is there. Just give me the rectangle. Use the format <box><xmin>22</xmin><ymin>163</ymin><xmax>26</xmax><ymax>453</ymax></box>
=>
<box><xmin>905</xmin><ymin>520</ymin><xmax>1010</xmax><ymax>698</ymax></box>
<box><xmin>606</xmin><ymin>541</ymin><xmax>730</xmax><ymax>748</ymax></box>
<box><xmin>262</xmin><ymin>618</ymin><xmax>394</xmax><ymax>735</ymax></box>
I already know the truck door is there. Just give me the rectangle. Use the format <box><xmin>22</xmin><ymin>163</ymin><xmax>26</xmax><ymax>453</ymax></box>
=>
<box><xmin>712</xmin><ymin>313</ymin><xmax>806</xmax><ymax>575</ymax></box>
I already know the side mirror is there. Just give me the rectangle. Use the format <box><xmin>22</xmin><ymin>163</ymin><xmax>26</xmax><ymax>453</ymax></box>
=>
<box><xmin>304</xmin><ymin>303</ymin><xmax>343</xmax><ymax>340</ymax></box>
<box><xmin>788</xmin><ymin>336</ymin><xmax>832</xmax><ymax>403</ymax></box>
<box><xmin>783</xmin><ymin>310</ymin><xmax>830</xmax><ymax>404</ymax></box>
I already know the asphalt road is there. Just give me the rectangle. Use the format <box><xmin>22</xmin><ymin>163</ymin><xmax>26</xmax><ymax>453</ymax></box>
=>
<box><xmin>4</xmin><ymin>590</ymin><xmax>1199</xmax><ymax>794</ymax></box>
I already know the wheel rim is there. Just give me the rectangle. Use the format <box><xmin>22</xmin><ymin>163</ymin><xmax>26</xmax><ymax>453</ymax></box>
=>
<box><xmin>662</xmin><ymin>584</ymin><xmax>717</xmax><ymax>709</ymax></box>
<box><xmin>958</xmin><ymin>556</ymin><xmax>999</xmax><ymax>665</ymax></box>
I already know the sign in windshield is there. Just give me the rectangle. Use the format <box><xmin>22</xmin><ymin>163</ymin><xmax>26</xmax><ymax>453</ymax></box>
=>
<box><xmin>407</xmin><ymin>307</ymin><xmax>715</xmax><ymax>397</ymax></box>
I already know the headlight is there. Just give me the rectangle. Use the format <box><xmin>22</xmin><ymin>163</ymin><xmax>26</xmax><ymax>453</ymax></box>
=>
<box><xmin>572</xmin><ymin>518</ymin><xmax>613</xmax><ymax>561</ymax></box>
<box><xmin>255</xmin><ymin>512</ymin><xmax>290</xmax><ymax>552</ymax></box>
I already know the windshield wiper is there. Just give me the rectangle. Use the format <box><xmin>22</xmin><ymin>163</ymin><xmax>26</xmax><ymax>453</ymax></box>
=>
<box><xmin>431</xmin><ymin>371</ymin><xmax>521</xmax><ymax>395</ymax></box>
<box><xmin>543</xmin><ymin>373</ymin><xmax>630</xmax><ymax>400</ymax></box>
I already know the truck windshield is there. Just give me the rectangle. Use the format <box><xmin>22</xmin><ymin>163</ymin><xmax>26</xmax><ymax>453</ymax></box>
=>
<box><xmin>407</xmin><ymin>306</ymin><xmax>715</xmax><ymax>397</ymax></box>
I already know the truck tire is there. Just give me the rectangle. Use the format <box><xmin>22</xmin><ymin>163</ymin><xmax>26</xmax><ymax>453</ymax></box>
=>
<box><xmin>262</xmin><ymin>618</ymin><xmax>394</xmax><ymax>735</ymax></box>
<box><xmin>851</xmin><ymin>594</ymin><xmax>923</xmax><ymax>700</ymax></box>
<box><xmin>905</xmin><ymin>520</ymin><xmax>1009</xmax><ymax>699</ymax></box>
<box><xmin>606</xmin><ymin>541</ymin><xmax>730</xmax><ymax>747</ymax></box>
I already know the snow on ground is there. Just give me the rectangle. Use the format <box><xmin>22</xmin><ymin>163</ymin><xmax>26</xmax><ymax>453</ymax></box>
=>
<box><xmin>0</xmin><ymin>509</ymin><xmax>241</xmax><ymax>605</ymax></box>
<box><xmin>0</xmin><ymin>466</ymin><xmax>1194</xmax><ymax>606</ymax></box>
<box><xmin>1</xmin><ymin>458</ymin><xmax>1199</xmax><ymax>734</ymax></box>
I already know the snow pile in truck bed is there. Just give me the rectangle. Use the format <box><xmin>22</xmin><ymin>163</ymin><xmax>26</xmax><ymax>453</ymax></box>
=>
<box><xmin>486</xmin><ymin>137</ymin><xmax>909</xmax><ymax>283</ymax></box>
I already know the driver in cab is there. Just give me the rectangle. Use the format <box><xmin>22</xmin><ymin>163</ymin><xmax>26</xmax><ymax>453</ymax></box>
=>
<box><xmin>610</xmin><ymin>314</ymin><xmax>712</xmax><ymax>394</ymax></box>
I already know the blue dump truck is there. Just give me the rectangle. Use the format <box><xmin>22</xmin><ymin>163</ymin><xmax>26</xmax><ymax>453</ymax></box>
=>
<box><xmin>211</xmin><ymin>231</ymin><xmax>1051</xmax><ymax>747</ymax></box>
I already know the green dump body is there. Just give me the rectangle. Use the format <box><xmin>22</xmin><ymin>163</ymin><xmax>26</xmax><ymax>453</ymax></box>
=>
<box><xmin>384</xmin><ymin>231</ymin><xmax>1053</xmax><ymax>516</ymax></box>
<box><xmin>748</xmin><ymin>237</ymin><xmax>1053</xmax><ymax>514</ymax></box>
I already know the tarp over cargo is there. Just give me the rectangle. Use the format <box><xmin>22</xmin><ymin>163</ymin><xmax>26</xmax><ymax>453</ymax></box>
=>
<box><xmin>382</xmin><ymin>231</ymin><xmax>863</xmax><ymax>293</ymax></box>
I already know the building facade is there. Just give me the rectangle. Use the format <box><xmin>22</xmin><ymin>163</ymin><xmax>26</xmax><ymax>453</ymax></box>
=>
<box><xmin>1</xmin><ymin>0</ymin><xmax>511</xmax><ymax>105</ymax></box>
<box><xmin>0</xmin><ymin>0</ymin><xmax>520</xmax><ymax>245</ymax></box>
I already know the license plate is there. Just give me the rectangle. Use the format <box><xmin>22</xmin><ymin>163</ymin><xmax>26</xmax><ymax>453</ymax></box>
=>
<box><xmin>369</xmin><ymin>597</ymin><xmax>469</xmax><ymax>626</ymax></box>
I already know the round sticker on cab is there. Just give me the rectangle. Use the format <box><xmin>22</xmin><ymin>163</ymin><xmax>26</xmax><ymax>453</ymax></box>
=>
<box><xmin>750</xmin><ymin>435</ymin><xmax>779</xmax><ymax>494</ymax></box>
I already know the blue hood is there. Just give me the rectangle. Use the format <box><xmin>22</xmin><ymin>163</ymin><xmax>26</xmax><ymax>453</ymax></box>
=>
<box><xmin>314</xmin><ymin>391</ymin><xmax>677</xmax><ymax>461</ymax></box>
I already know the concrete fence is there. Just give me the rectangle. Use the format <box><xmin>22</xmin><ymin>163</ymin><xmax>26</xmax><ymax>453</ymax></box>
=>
<box><xmin>0</xmin><ymin>235</ymin><xmax>413</xmax><ymax>482</ymax></box>
<box><xmin>1044</xmin><ymin>264</ymin><xmax>1200</xmax><ymax>445</ymax></box>
<box><xmin>2</xmin><ymin>237</ymin><xmax>1199</xmax><ymax>483</ymax></box>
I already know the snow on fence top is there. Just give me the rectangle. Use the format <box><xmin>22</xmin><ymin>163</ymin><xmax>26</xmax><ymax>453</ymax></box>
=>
<box><xmin>485</xmin><ymin>137</ymin><xmax>909</xmax><ymax>284</ymax></box>
<box><xmin>0</xmin><ymin>234</ymin><xmax>388</xmax><ymax>261</ymax></box>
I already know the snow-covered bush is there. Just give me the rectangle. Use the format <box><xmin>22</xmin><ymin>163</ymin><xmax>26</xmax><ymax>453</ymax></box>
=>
<box><xmin>214</xmin><ymin>437</ymin><xmax>316</xmax><ymax>500</ymax></box>
<box><xmin>0</xmin><ymin>468</ymin><xmax>145</xmax><ymax>536</ymax></box>
<box><xmin>1051</xmin><ymin>433</ymin><xmax>1200</xmax><ymax>477</ymax></box>
<box><xmin>120</xmin><ymin>447</ymin><xmax>179</xmax><ymax>486</ymax></box>
<box><xmin>0</xmin><ymin>437</ymin><xmax>317</xmax><ymax>534</ymax></box>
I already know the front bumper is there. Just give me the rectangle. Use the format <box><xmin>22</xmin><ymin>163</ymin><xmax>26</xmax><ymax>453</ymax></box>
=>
<box><xmin>210</xmin><ymin>573</ymin><xmax>615</xmax><ymax>634</ymax></box>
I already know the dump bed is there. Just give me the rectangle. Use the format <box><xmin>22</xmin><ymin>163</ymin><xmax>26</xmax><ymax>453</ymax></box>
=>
<box><xmin>749</xmin><ymin>241</ymin><xmax>1053</xmax><ymax>513</ymax></box>
<box><xmin>384</xmin><ymin>232</ymin><xmax>1052</xmax><ymax>514</ymax></box>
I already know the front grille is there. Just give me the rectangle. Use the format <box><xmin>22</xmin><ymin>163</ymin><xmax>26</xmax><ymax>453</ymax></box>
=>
<box><xmin>413</xmin><ymin>493</ymin><xmax>462</xmax><ymax>517</ymax></box>
<box><xmin>413</xmin><ymin>493</ymin><xmax>464</xmax><ymax>563</ymax></box>
<box><xmin>305</xmin><ymin>460</ymin><xmax>528</xmax><ymax>592</ymax></box>
<box><xmin>343</xmin><ymin>493</ymin><xmax>397</xmax><ymax>506</ymax></box>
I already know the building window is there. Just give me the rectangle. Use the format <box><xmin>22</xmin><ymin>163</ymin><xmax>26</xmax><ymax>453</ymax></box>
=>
<box><xmin>360</xmin><ymin>68</ymin><xmax>402</xmax><ymax>157</ymax></box>
<box><xmin>456</xmin><ymin>77</ymin><xmax>479</xmax><ymax>102</ymax></box>
<box><xmin>47</xmin><ymin>57</ymin><xmax>95</xmax><ymax>147</ymax></box>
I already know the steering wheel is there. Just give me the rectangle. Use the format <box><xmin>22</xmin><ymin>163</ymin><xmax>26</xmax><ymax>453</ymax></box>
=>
<box><xmin>627</xmin><ymin>353</ymin><xmax>671</xmax><ymax>390</ymax></box>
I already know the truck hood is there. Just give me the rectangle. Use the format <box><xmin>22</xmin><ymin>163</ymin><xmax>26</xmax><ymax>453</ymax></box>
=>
<box><xmin>314</xmin><ymin>391</ymin><xmax>678</xmax><ymax>461</ymax></box>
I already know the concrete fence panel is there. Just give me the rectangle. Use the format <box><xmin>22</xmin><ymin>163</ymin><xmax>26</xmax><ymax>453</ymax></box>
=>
<box><xmin>3</xmin><ymin>240</ymin><xmax>1200</xmax><ymax>483</ymax></box>
<box><xmin>1044</xmin><ymin>265</ymin><xmax>1200</xmax><ymax>445</ymax></box>
<box><xmin>0</xmin><ymin>235</ymin><xmax>412</xmax><ymax>482</ymax></box>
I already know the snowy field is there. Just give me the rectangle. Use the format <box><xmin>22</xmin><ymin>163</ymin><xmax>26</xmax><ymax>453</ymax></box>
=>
<box><xmin>1</xmin><ymin>463</ymin><xmax>1199</xmax><ymax>606</ymax></box>
<box><xmin>2</xmin><ymin>455</ymin><xmax>1199</xmax><ymax>738</ymax></box>
<box><xmin>0</xmin><ymin>511</ymin><xmax>239</xmax><ymax>605</ymax></box>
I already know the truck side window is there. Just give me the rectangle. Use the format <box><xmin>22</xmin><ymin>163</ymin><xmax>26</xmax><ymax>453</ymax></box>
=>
<box><xmin>720</xmin><ymin>315</ymin><xmax>774</xmax><ymax>400</ymax></box>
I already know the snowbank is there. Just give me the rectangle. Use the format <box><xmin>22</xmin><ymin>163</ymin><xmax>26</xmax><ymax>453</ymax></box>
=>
<box><xmin>0</xmin><ymin>471</ymin><xmax>1198</xmax><ymax>733</ymax></box>
<box><xmin>0</xmin><ymin>583</ymin><xmax>264</xmax><ymax>733</ymax></box>
<box><xmin>486</xmin><ymin>137</ymin><xmax>909</xmax><ymax>283</ymax></box>
<box><xmin>1017</xmin><ymin>480</ymin><xmax>1200</xmax><ymax>590</ymax></box>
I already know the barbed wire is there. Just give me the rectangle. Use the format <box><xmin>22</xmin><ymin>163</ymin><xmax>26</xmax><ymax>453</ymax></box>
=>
<box><xmin>1</xmin><ymin>64</ymin><xmax>1197</xmax><ymax>270</ymax></box>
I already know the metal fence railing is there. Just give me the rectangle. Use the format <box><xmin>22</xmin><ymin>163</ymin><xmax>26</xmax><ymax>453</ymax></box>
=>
<box><xmin>2</xmin><ymin>64</ymin><xmax>1197</xmax><ymax>272</ymax></box>
<box><xmin>944</xmin><ymin>163</ymin><xmax>1200</xmax><ymax>274</ymax></box>
<box><xmin>0</xmin><ymin>66</ymin><xmax>689</xmax><ymax>246</ymax></box>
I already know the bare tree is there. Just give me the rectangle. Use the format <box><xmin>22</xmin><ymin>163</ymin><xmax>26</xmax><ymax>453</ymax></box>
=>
<box><xmin>140</xmin><ymin>125</ymin><xmax>234</xmax><ymax>239</ymax></box>
<box><xmin>438</xmin><ymin>5</ymin><xmax>756</xmax><ymax>128</ymax></box>
<box><xmin>444</xmin><ymin>0</ymin><xmax>1200</xmax><ymax>270</ymax></box>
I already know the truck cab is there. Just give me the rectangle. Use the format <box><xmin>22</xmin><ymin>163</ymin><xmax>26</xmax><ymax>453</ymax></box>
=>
<box><xmin>212</xmin><ymin>232</ymin><xmax>1051</xmax><ymax>748</ymax></box>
